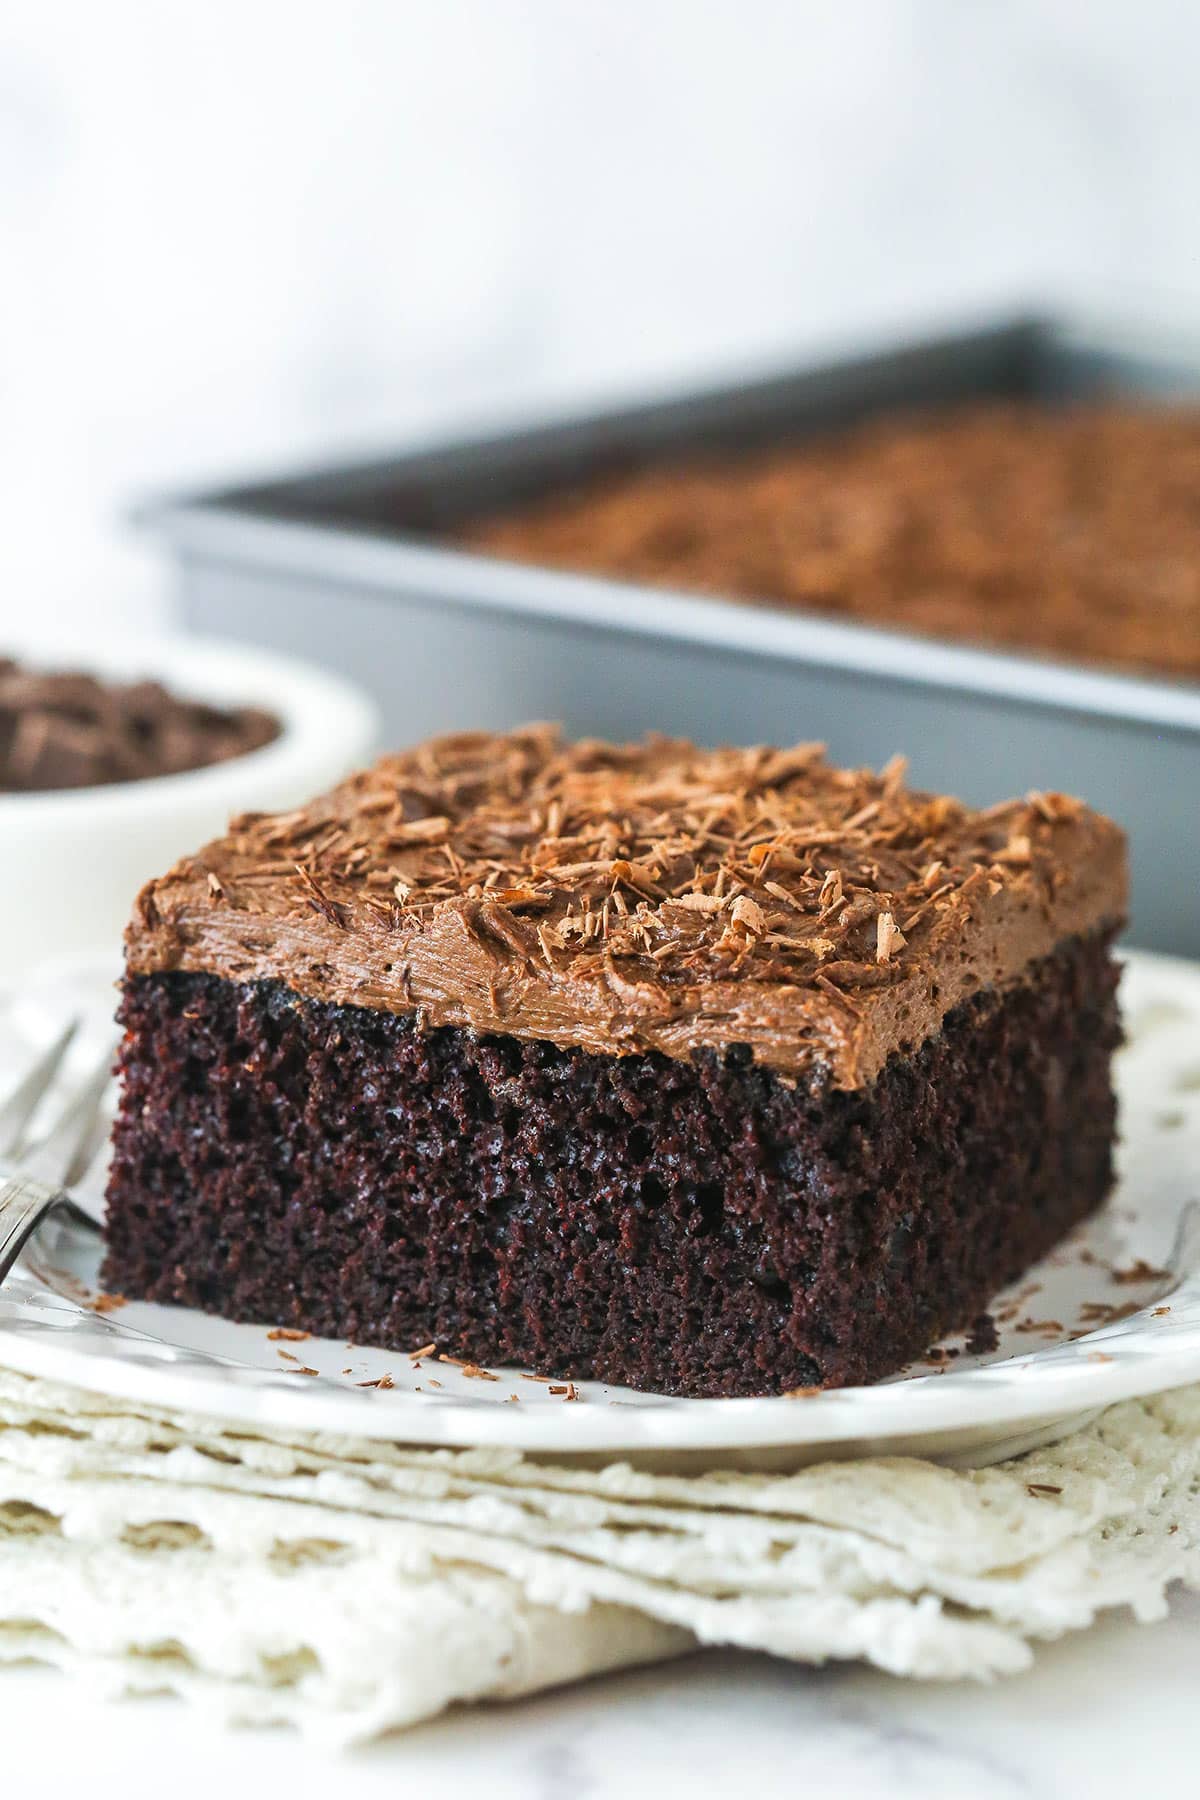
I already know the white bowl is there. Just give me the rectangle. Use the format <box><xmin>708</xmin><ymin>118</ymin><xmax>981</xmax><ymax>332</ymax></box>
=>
<box><xmin>1</xmin><ymin>634</ymin><xmax>379</xmax><ymax>980</ymax></box>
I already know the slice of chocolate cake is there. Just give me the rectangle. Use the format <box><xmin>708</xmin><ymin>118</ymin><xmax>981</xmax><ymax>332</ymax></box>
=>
<box><xmin>104</xmin><ymin>726</ymin><xmax>1127</xmax><ymax>1396</ymax></box>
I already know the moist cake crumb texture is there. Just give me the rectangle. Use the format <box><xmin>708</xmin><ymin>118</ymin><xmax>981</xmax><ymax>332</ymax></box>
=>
<box><xmin>105</xmin><ymin>933</ymin><xmax>1119</xmax><ymax>1396</ymax></box>
<box><xmin>105</xmin><ymin>727</ymin><xmax>1127</xmax><ymax>1396</ymax></box>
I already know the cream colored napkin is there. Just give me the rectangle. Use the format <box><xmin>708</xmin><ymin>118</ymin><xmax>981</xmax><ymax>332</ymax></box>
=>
<box><xmin>0</xmin><ymin>1368</ymin><xmax>1196</xmax><ymax>1744</ymax></box>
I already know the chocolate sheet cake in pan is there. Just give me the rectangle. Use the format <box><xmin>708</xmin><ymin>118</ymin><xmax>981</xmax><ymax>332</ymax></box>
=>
<box><xmin>463</xmin><ymin>403</ymin><xmax>1200</xmax><ymax>684</ymax></box>
<box><xmin>147</xmin><ymin>318</ymin><xmax>1200</xmax><ymax>959</ymax></box>
<box><xmin>105</xmin><ymin>727</ymin><xmax>1127</xmax><ymax>1396</ymax></box>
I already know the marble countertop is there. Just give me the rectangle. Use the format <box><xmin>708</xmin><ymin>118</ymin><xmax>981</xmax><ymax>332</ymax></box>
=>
<box><xmin>10</xmin><ymin>1592</ymin><xmax>1195</xmax><ymax>1797</ymax></box>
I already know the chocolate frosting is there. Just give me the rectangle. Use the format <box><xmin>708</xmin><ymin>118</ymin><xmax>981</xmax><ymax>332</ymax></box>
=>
<box><xmin>125</xmin><ymin>726</ymin><xmax>1127</xmax><ymax>1088</ymax></box>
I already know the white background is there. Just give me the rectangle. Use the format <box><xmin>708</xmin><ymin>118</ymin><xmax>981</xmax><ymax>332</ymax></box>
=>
<box><xmin>3</xmin><ymin>0</ymin><xmax>1199</xmax><ymax>642</ymax></box>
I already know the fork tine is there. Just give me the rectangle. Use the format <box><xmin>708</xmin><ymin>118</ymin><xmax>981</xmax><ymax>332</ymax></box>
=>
<box><xmin>19</xmin><ymin>1050</ymin><xmax>114</xmax><ymax>1190</ymax></box>
<box><xmin>0</xmin><ymin>1020</ymin><xmax>80</xmax><ymax>1159</ymax></box>
<box><xmin>67</xmin><ymin>1134</ymin><xmax>111</xmax><ymax>1223</ymax></box>
<box><xmin>59</xmin><ymin>1082</ymin><xmax>116</xmax><ymax>1223</ymax></box>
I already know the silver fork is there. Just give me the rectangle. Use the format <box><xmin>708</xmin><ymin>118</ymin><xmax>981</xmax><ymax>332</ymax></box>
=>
<box><xmin>0</xmin><ymin>1023</ymin><xmax>112</xmax><ymax>1283</ymax></box>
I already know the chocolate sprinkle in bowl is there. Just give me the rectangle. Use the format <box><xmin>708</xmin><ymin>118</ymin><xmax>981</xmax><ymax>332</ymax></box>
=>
<box><xmin>0</xmin><ymin>635</ymin><xmax>378</xmax><ymax>977</ymax></box>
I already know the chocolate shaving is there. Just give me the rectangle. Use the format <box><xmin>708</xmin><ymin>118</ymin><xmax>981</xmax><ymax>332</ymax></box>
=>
<box><xmin>1110</xmin><ymin>1258</ymin><xmax>1172</xmax><ymax>1286</ymax></box>
<box><xmin>0</xmin><ymin>659</ymin><xmax>279</xmax><ymax>793</ymax></box>
<box><xmin>875</xmin><ymin>910</ymin><xmax>906</xmax><ymax>963</ymax></box>
<box><xmin>90</xmin><ymin>1291</ymin><xmax>126</xmax><ymax>1315</ymax></box>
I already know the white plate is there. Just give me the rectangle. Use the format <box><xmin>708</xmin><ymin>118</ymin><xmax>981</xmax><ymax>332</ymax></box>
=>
<box><xmin>1</xmin><ymin>951</ymin><xmax>1198</xmax><ymax>1469</ymax></box>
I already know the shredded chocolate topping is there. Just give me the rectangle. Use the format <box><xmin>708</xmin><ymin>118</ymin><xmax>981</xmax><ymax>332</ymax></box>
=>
<box><xmin>461</xmin><ymin>403</ymin><xmax>1200</xmax><ymax>682</ymax></box>
<box><xmin>126</xmin><ymin>725</ymin><xmax>1126</xmax><ymax>1085</ymax></box>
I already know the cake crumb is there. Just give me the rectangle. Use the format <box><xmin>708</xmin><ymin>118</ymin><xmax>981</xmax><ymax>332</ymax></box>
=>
<box><xmin>965</xmin><ymin>1313</ymin><xmax>999</xmax><ymax>1355</ymax></box>
<box><xmin>267</xmin><ymin>1327</ymin><xmax>310</xmax><ymax>1342</ymax></box>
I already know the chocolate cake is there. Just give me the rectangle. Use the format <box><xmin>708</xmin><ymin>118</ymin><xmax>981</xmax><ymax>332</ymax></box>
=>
<box><xmin>104</xmin><ymin>726</ymin><xmax>1127</xmax><ymax>1396</ymax></box>
<box><xmin>461</xmin><ymin>403</ymin><xmax>1200</xmax><ymax>682</ymax></box>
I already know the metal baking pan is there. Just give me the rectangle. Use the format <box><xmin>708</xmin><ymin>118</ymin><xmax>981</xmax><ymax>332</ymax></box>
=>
<box><xmin>140</xmin><ymin>314</ymin><xmax>1200</xmax><ymax>956</ymax></box>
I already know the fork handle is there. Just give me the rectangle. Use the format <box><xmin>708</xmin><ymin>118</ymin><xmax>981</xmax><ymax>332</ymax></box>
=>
<box><xmin>0</xmin><ymin>1172</ymin><xmax>61</xmax><ymax>1284</ymax></box>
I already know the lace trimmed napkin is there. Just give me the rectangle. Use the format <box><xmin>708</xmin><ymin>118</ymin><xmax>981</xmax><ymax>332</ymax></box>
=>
<box><xmin>0</xmin><ymin>1369</ymin><xmax>1197</xmax><ymax>1743</ymax></box>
